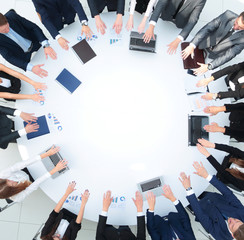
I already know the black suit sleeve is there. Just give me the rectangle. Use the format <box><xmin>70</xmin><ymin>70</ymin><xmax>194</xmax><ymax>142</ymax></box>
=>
<box><xmin>41</xmin><ymin>210</ymin><xmax>59</xmax><ymax>237</ymax></box>
<box><xmin>223</xmin><ymin>127</ymin><xmax>244</xmax><ymax>140</ymax></box>
<box><xmin>64</xmin><ymin>219</ymin><xmax>81</xmax><ymax>240</ymax></box>
<box><xmin>215</xmin><ymin>143</ymin><xmax>244</xmax><ymax>159</ymax></box>
<box><xmin>0</xmin><ymin>131</ymin><xmax>20</xmax><ymax>149</ymax></box>
<box><xmin>95</xmin><ymin>215</ymin><xmax>107</xmax><ymax>240</ymax></box>
<box><xmin>0</xmin><ymin>105</ymin><xmax>16</xmax><ymax>116</ymax></box>
<box><xmin>117</xmin><ymin>0</ymin><xmax>125</xmax><ymax>15</ymax></box>
<box><xmin>136</xmin><ymin>215</ymin><xmax>146</xmax><ymax>240</ymax></box>
<box><xmin>218</xmin><ymin>88</ymin><xmax>244</xmax><ymax>100</ymax></box>
<box><xmin>212</xmin><ymin>61</ymin><xmax>244</xmax><ymax>81</ymax></box>
<box><xmin>225</xmin><ymin>102</ymin><xmax>244</xmax><ymax>112</ymax></box>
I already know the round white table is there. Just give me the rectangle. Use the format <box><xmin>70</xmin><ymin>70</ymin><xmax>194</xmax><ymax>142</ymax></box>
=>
<box><xmin>15</xmin><ymin>12</ymin><xmax>230</xmax><ymax>225</ymax></box>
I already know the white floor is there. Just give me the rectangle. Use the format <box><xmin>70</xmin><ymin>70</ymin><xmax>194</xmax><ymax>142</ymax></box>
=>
<box><xmin>0</xmin><ymin>0</ymin><xmax>244</xmax><ymax>239</ymax></box>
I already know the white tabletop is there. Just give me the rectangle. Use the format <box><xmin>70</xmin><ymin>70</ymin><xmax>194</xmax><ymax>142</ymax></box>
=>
<box><xmin>15</xmin><ymin>12</ymin><xmax>230</xmax><ymax>225</ymax></box>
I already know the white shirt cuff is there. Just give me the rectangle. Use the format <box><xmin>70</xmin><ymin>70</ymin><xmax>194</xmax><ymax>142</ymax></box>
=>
<box><xmin>148</xmin><ymin>209</ymin><xmax>154</xmax><ymax>213</ymax></box>
<box><xmin>206</xmin><ymin>175</ymin><xmax>213</xmax><ymax>182</ymax></box>
<box><xmin>55</xmin><ymin>34</ymin><xmax>62</xmax><ymax>40</ymax></box>
<box><xmin>14</xmin><ymin>110</ymin><xmax>21</xmax><ymax>117</ymax></box>
<box><xmin>149</xmin><ymin>21</ymin><xmax>156</xmax><ymax>26</ymax></box>
<box><xmin>137</xmin><ymin>212</ymin><xmax>144</xmax><ymax>216</ymax></box>
<box><xmin>101</xmin><ymin>211</ymin><xmax>108</xmax><ymax>217</ymax></box>
<box><xmin>190</xmin><ymin>43</ymin><xmax>196</xmax><ymax>49</ymax></box>
<box><xmin>177</xmin><ymin>35</ymin><xmax>184</xmax><ymax>41</ymax></box>
<box><xmin>173</xmin><ymin>200</ymin><xmax>179</xmax><ymax>205</ymax></box>
<box><xmin>41</xmin><ymin>40</ymin><xmax>49</xmax><ymax>47</ymax></box>
<box><xmin>186</xmin><ymin>189</ymin><xmax>194</xmax><ymax>196</ymax></box>
<box><xmin>18</xmin><ymin>128</ymin><xmax>27</xmax><ymax>137</ymax></box>
<box><xmin>27</xmin><ymin>63</ymin><xmax>34</xmax><ymax>72</ymax></box>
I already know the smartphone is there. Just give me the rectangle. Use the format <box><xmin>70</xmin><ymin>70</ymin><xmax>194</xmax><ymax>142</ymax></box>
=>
<box><xmin>187</xmin><ymin>69</ymin><xmax>196</xmax><ymax>77</ymax></box>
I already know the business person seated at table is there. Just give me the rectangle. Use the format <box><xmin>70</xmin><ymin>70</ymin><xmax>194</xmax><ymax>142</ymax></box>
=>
<box><xmin>143</xmin><ymin>0</ymin><xmax>206</xmax><ymax>54</ymax></box>
<box><xmin>182</xmin><ymin>10</ymin><xmax>244</xmax><ymax>75</ymax></box>
<box><xmin>41</xmin><ymin>182</ymin><xmax>89</xmax><ymax>240</ymax></box>
<box><xmin>146</xmin><ymin>186</ymin><xmax>196</xmax><ymax>240</ymax></box>
<box><xmin>0</xmin><ymin>10</ymin><xmax>57</xmax><ymax>78</ymax></box>
<box><xmin>197</xmin><ymin>138</ymin><xmax>244</xmax><ymax>191</ymax></box>
<box><xmin>126</xmin><ymin>0</ymin><xmax>157</xmax><ymax>33</ymax></box>
<box><xmin>0</xmin><ymin>63</ymin><xmax>46</xmax><ymax>102</ymax></box>
<box><xmin>0</xmin><ymin>105</ymin><xmax>39</xmax><ymax>149</ymax></box>
<box><xmin>198</xmin><ymin>61</ymin><xmax>244</xmax><ymax>101</ymax></box>
<box><xmin>87</xmin><ymin>0</ymin><xmax>125</xmax><ymax>35</ymax></box>
<box><xmin>0</xmin><ymin>146</ymin><xmax>67</xmax><ymax>202</ymax></box>
<box><xmin>32</xmin><ymin>0</ymin><xmax>93</xmax><ymax>51</ymax></box>
<box><xmin>179</xmin><ymin>162</ymin><xmax>244</xmax><ymax>240</ymax></box>
<box><xmin>96</xmin><ymin>190</ymin><xmax>146</xmax><ymax>240</ymax></box>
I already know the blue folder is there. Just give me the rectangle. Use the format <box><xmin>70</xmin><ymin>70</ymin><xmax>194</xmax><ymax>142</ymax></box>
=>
<box><xmin>24</xmin><ymin>115</ymin><xmax>50</xmax><ymax>140</ymax></box>
<box><xmin>56</xmin><ymin>68</ymin><xmax>81</xmax><ymax>94</ymax></box>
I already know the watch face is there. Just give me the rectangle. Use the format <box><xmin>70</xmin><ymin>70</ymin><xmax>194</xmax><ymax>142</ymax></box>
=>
<box><xmin>82</xmin><ymin>22</ymin><xmax>88</xmax><ymax>26</ymax></box>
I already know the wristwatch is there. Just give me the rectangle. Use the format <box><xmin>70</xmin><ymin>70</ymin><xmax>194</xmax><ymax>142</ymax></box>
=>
<box><xmin>81</xmin><ymin>20</ymin><xmax>88</xmax><ymax>26</ymax></box>
<box><xmin>207</xmin><ymin>63</ymin><xmax>213</xmax><ymax>70</ymax></box>
<box><xmin>186</xmin><ymin>187</ymin><xmax>192</xmax><ymax>191</ymax></box>
<box><xmin>43</xmin><ymin>43</ymin><xmax>50</xmax><ymax>48</ymax></box>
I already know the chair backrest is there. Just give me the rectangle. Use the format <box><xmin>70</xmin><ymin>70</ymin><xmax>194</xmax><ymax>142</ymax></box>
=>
<box><xmin>0</xmin><ymin>199</ymin><xmax>16</xmax><ymax>212</ymax></box>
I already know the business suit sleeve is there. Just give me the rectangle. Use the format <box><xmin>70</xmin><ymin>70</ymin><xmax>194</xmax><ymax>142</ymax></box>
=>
<box><xmin>87</xmin><ymin>0</ymin><xmax>100</xmax><ymax>17</ymax></box>
<box><xmin>117</xmin><ymin>0</ymin><xmax>125</xmax><ymax>15</ymax></box>
<box><xmin>215</xmin><ymin>143</ymin><xmax>244</xmax><ymax>159</ymax></box>
<box><xmin>209</xmin><ymin>175</ymin><xmax>243</xmax><ymax>208</ymax></box>
<box><xmin>225</xmin><ymin>102</ymin><xmax>244</xmax><ymax>112</ymax></box>
<box><xmin>136</xmin><ymin>215</ymin><xmax>146</xmax><ymax>240</ymax></box>
<box><xmin>209</xmin><ymin>43</ymin><xmax>244</xmax><ymax>69</ymax></box>
<box><xmin>32</xmin><ymin>0</ymin><xmax>60</xmax><ymax>39</ymax></box>
<box><xmin>175</xmin><ymin>201</ymin><xmax>195</xmax><ymax>234</ymax></box>
<box><xmin>224</xmin><ymin>127</ymin><xmax>244</xmax><ymax>141</ymax></box>
<box><xmin>146</xmin><ymin>211</ymin><xmax>160</xmax><ymax>240</ymax></box>
<box><xmin>212</xmin><ymin>61</ymin><xmax>244</xmax><ymax>80</ymax></box>
<box><xmin>95</xmin><ymin>215</ymin><xmax>107</xmax><ymax>240</ymax></box>
<box><xmin>0</xmin><ymin>46</ymin><xmax>29</xmax><ymax>71</ymax></box>
<box><xmin>0</xmin><ymin>105</ymin><xmax>16</xmax><ymax>116</ymax></box>
<box><xmin>218</xmin><ymin>88</ymin><xmax>244</xmax><ymax>100</ymax></box>
<box><xmin>41</xmin><ymin>210</ymin><xmax>59</xmax><ymax>237</ymax></box>
<box><xmin>178</xmin><ymin>0</ymin><xmax>206</xmax><ymax>40</ymax></box>
<box><xmin>67</xmin><ymin>0</ymin><xmax>88</xmax><ymax>22</ymax></box>
<box><xmin>186</xmin><ymin>193</ymin><xmax>215</xmax><ymax>234</ymax></box>
<box><xmin>149</xmin><ymin>0</ymin><xmax>169</xmax><ymax>22</ymax></box>
<box><xmin>65</xmin><ymin>219</ymin><xmax>81</xmax><ymax>240</ymax></box>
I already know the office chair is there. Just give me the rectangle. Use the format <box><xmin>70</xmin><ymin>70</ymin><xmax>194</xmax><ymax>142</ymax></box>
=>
<box><xmin>0</xmin><ymin>199</ymin><xmax>16</xmax><ymax>212</ymax></box>
<box><xmin>226</xmin><ymin>183</ymin><xmax>244</xmax><ymax>197</ymax></box>
<box><xmin>186</xmin><ymin>206</ymin><xmax>215</xmax><ymax>240</ymax></box>
<box><xmin>33</xmin><ymin>223</ymin><xmax>44</xmax><ymax>240</ymax></box>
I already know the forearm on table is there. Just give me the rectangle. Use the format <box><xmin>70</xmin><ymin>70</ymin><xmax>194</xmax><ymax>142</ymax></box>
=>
<box><xmin>0</xmin><ymin>92</ymin><xmax>33</xmax><ymax>100</ymax></box>
<box><xmin>76</xmin><ymin>204</ymin><xmax>86</xmax><ymax>224</ymax></box>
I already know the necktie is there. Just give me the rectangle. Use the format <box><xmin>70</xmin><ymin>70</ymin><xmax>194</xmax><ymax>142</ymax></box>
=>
<box><xmin>173</xmin><ymin>0</ymin><xmax>185</xmax><ymax>19</ymax></box>
<box><xmin>221</xmin><ymin>28</ymin><xmax>235</xmax><ymax>42</ymax></box>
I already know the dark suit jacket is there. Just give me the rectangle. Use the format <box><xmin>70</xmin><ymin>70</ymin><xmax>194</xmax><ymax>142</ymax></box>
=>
<box><xmin>187</xmin><ymin>175</ymin><xmax>244</xmax><ymax>240</ymax></box>
<box><xmin>147</xmin><ymin>201</ymin><xmax>196</xmax><ymax>240</ymax></box>
<box><xmin>207</xmin><ymin>143</ymin><xmax>244</xmax><ymax>190</ymax></box>
<box><xmin>0</xmin><ymin>105</ymin><xmax>20</xmax><ymax>149</ymax></box>
<box><xmin>0</xmin><ymin>71</ymin><xmax>21</xmax><ymax>95</ymax></box>
<box><xmin>32</xmin><ymin>0</ymin><xmax>88</xmax><ymax>39</ymax></box>
<box><xmin>191</xmin><ymin>10</ymin><xmax>244</xmax><ymax>69</ymax></box>
<box><xmin>96</xmin><ymin>215</ymin><xmax>146</xmax><ymax>240</ymax></box>
<box><xmin>41</xmin><ymin>209</ymin><xmax>81</xmax><ymax>240</ymax></box>
<box><xmin>0</xmin><ymin>10</ymin><xmax>47</xmax><ymax>71</ymax></box>
<box><xmin>150</xmin><ymin>0</ymin><xmax>206</xmax><ymax>40</ymax></box>
<box><xmin>87</xmin><ymin>0</ymin><xmax>125</xmax><ymax>18</ymax></box>
<box><xmin>211</xmin><ymin>61</ymin><xmax>244</xmax><ymax>100</ymax></box>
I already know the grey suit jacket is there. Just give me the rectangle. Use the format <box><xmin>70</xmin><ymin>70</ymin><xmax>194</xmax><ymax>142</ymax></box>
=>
<box><xmin>150</xmin><ymin>0</ymin><xmax>206</xmax><ymax>40</ymax></box>
<box><xmin>191</xmin><ymin>10</ymin><xmax>244</xmax><ymax>69</ymax></box>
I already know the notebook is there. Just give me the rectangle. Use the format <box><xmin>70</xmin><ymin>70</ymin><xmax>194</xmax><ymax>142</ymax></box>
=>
<box><xmin>181</xmin><ymin>42</ymin><xmax>205</xmax><ymax>69</ymax></box>
<box><xmin>24</xmin><ymin>115</ymin><xmax>50</xmax><ymax>140</ymax></box>
<box><xmin>72</xmin><ymin>39</ymin><xmax>96</xmax><ymax>64</ymax></box>
<box><xmin>42</xmin><ymin>145</ymin><xmax>69</xmax><ymax>179</ymax></box>
<box><xmin>56</xmin><ymin>68</ymin><xmax>81</xmax><ymax>94</ymax></box>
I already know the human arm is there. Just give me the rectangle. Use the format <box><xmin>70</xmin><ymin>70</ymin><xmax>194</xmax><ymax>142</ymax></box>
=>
<box><xmin>113</xmin><ymin>14</ymin><xmax>123</xmax><ymax>34</ymax></box>
<box><xmin>76</xmin><ymin>190</ymin><xmax>90</xmax><ymax>224</ymax></box>
<box><xmin>0</xmin><ymin>64</ymin><xmax>47</xmax><ymax>91</ymax></box>
<box><xmin>0</xmin><ymin>92</ymin><xmax>44</xmax><ymax>102</ymax></box>
<box><xmin>126</xmin><ymin>0</ymin><xmax>136</xmax><ymax>31</ymax></box>
<box><xmin>54</xmin><ymin>181</ymin><xmax>76</xmax><ymax>213</ymax></box>
<box><xmin>203</xmin><ymin>122</ymin><xmax>226</xmax><ymax>133</ymax></box>
<box><xmin>197</xmin><ymin>76</ymin><xmax>215</xmax><ymax>87</ymax></box>
<box><xmin>94</xmin><ymin>15</ymin><xmax>107</xmax><ymax>35</ymax></box>
<box><xmin>214</xmin><ymin>143</ymin><xmax>244</xmax><ymax>159</ymax></box>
